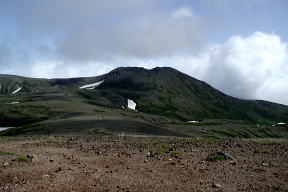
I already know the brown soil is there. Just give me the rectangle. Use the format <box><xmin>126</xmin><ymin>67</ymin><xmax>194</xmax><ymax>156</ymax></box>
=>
<box><xmin>1</xmin><ymin>136</ymin><xmax>288</xmax><ymax>192</ymax></box>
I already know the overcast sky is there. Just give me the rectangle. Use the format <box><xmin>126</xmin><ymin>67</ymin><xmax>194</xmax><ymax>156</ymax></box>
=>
<box><xmin>0</xmin><ymin>0</ymin><xmax>288</xmax><ymax>105</ymax></box>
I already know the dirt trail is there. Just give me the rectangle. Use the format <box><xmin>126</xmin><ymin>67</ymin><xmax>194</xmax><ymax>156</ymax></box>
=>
<box><xmin>1</xmin><ymin>136</ymin><xmax>288</xmax><ymax>192</ymax></box>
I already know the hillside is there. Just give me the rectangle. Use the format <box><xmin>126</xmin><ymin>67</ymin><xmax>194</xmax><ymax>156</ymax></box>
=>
<box><xmin>0</xmin><ymin>67</ymin><xmax>288</xmax><ymax>137</ymax></box>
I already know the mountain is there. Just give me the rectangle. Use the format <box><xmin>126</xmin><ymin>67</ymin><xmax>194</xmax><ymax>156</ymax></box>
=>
<box><xmin>1</xmin><ymin>67</ymin><xmax>288</xmax><ymax>137</ymax></box>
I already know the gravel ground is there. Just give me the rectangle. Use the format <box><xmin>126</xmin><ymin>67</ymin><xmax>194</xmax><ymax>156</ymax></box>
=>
<box><xmin>1</xmin><ymin>136</ymin><xmax>288</xmax><ymax>192</ymax></box>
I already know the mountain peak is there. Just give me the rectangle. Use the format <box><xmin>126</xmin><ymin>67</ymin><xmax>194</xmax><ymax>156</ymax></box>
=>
<box><xmin>0</xmin><ymin>66</ymin><xmax>288</xmax><ymax>126</ymax></box>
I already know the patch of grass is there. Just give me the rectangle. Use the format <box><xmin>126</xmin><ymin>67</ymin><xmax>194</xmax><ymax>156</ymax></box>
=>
<box><xmin>144</xmin><ymin>140</ymin><xmax>173</xmax><ymax>154</ymax></box>
<box><xmin>170</xmin><ymin>150</ymin><xmax>181</xmax><ymax>156</ymax></box>
<box><xmin>0</xmin><ymin>151</ymin><xmax>16</xmax><ymax>155</ymax></box>
<box><xmin>189</xmin><ymin>122</ymin><xmax>223</xmax><ymax>126</ymax></box>
<box><xmin>251</xmin><ymin>138</ymin><xmax>288</xmax><ymax>145</ymax></box>
<box><xmin>261</xmin><ymin>149</ymin><xmax>275</xmax><ymax>154</ymax></box>
<box><xmin>145</xmin><ymin>140</ymin><xmax>182</xmax><ymax>156</ymax></box>
<box><xmin>154</xmin><ymin>144</ymin><xmax>171</xmax><ymax>155</ymax></box>
<box><xmin>207</xmin><ymin>154</ymin><xmax>226</xmax><ymax>161</ymax></box>
<box><xmin>16</xmin><ymin>156</ymin><xmax>29</xmax><ymax>162</ymax></box>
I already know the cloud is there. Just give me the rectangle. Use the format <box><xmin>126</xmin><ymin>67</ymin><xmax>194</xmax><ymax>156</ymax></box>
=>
<box><xmin>8</xmin><ymin>0</ymin><xmax>155</xmax><ymax>31</ymax></box>
<box><xmin>30</xmin><ymin>60</ymin><xmax>115</xmax><ymax>78</ymax></box>
<box><xmin>56</xmin><ymin>6</ymin><xmax>202</xmax><ymax>61</ymax></box>
<box><xmin>203</xmin><ymin>32</ymin><xmax>288</xmax><ymax>99</ymax></box>
<box><xmin>4</xmin><ymin>1</ymin><xmax>203</xmax><ymax>61</ymax></box>
<box><xmin>171</xmin><ymin>7</ymin><xmax>194</xmax><ymax>19</ymax></box>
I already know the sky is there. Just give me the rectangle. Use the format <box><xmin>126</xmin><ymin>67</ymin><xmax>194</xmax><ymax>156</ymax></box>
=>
<box><xmin>0</xmin><ymin>0</ymin><xmax>288</xmax><ymax>105</ymax></box>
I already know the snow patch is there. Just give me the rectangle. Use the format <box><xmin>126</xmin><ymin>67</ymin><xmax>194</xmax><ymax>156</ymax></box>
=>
<box><xmin>277</xmin><ymin>122</ymin><xmax>286</xmax><ymax>125</ymax></box>
<box><xmin>128</xmin><ymin>99</ymin><xmax>137</xmax><ymax>110</ymax></box>
<box><xmin>0</xmin><ymin>127</ymin><xmax>14</xmax><ymax>131</ymax></box>
<box><xmin>79</xmin><ymin>80</ymin><xmax>104</xmax><ymax>90</ymax></box>
<box><xmin>9</xmin><ymin>101</ymin><xmax>20</xmax><ymax>105</ymax></box>
<box><xmin>12</xmin><ymin>87</ymin><xmax>22</xmax><ymax>94</ymax></box>
<box><xmin>187</xmin><ymin>120</ymin><xmax>199</xmax><ymax>124</ymax></box>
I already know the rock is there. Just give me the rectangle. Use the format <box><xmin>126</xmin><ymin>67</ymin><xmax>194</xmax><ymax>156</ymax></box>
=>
<box><xmin>212</xmin><ymin>183</ymin><xmax>221</xmax><ymax>188</ymax></box>
<box><xmin>55</xmin><ymin>167</ymin><xmax>62</xmax><ymax>172</ymax></box>
<box><xmin>146</xmin><ymin>152</ymin><xmax>154</xmax><ymax>157</ymax></box>
<box><xmin>229</xmin><ymin>160</ymin><xmax>237</xmax><ymax>165</ymax></box>
<box><xmin>169</xmin><ymin>162</ymin><xmax>176</xmax><ymax>165</ymax></box>
<box><xmin>27</xmin><ymin>154</ymin><xmax>38</xmax><ymax>162</ymax></box>
<box><xmin>200</xmin><ymin>160</ymin><xmax>206</xmax><ymax>164</ymax></box>
<box><xmin>262</xmin><ymin>163</ymin><xmax>269</xmax><ymax>166</ymax></box>
<box><xmin>2</xmin><ymin>161</ymin><xmax>9</xmax><ymax>167</ymax></box>
<box><xmin>49</xmin><ymin>159</ymin><xmax>54</xmax><ymax>162</ymax></box>
<box><xmin>221</xmin><ymin>152</ymin><xmax>235</xmax><ymax>160</ymax></box>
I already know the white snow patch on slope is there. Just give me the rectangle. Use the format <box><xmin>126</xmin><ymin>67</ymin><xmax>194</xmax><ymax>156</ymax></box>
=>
<box><xmin>0</xmin><ymin>127</ymin><xmax>14</xmax><ymax>131</ymax></box>
<box><xmin>79</xmin><ymin>80</ymin><xmax>104</xmax><ymax>90</ymax></box>
<box><xmin>277</xmin><ymin>122</ymin><xmax>286</xmax><ymax>125</ymax></box>
<box><xmin>12</xmin><ymin>87</ymin><xmax>22</xmax><ymax>94</ymax></box>
<box><xmin>128</xmin><ymin>99</ymin><xmax>137</xmax><ymax>110</ymax></box>
<box><xmin>10</xmin><ymin>101</ymin><xmax>20</xmax><ymax>105</ymax></box>
<box><xmin>187</xmin><ymin>120</ymin><xmax>199</xmax><ymax>123</ymax></box>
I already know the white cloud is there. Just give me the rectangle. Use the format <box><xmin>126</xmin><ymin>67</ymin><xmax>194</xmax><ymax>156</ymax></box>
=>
<box><xmin>56</xmin><ymin>6</ymin><xmax>202</xmax><ymax>61</ymax></box>
<box><xmin>18</xmin><ymin>60</ymin><xmax>114</xmax><ymax>78</ymax></box>
<box><xmin>203</xmin><ymin>32</ymin><xmax>288</xmax><ymax>102</ymax></box>
<box><xmin>171</xmin><ymin>7</ymin><xmax>194</xmax><ymax>19</ymax></box>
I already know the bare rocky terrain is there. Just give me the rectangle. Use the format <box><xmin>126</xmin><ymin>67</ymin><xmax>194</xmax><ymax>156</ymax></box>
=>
<box><xmin>1</xmin><ymin>136</ymin><xmax>288</xmax><ymax>192</ymax></box>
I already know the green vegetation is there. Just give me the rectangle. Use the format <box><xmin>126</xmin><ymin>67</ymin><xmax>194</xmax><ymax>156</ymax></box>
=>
<box><xmin>207</xmin><ymin>154</ymin><xmax>226</xmax><ymax>161</ymax></box>
<box><xmin>0</xmin><ymin>151</ymin><xmax>16</xmax><ymax>155</ymax></box>
<box><xmin>145</xmin><ymin>139</ymin><xmax>182</xmax><ymax>156</ymax></box>
<box><xmin>261</xmin><ymin>149</ymin><xmax>275</xmax><ymax>154</ymax></box>
<box><xmin>16</xmin><ymin>156</ymin><xmax>29</xmax><ymax>162</ymax></box>
<box><xmin>188</xmin><ymin>122</ymin><xmax>223</xmax><ymax>126</ymax></box>
<box><xmin>170</xmin><ymin>150</ymin><xmax>181</xmax><ymax>156</ymax></box>
<box><xmin>153</xmin><ymin>144</ymin><xmax>171</xmax><ymax>155</ymax></box>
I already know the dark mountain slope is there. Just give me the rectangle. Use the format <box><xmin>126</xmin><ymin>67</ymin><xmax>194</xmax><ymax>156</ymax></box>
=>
<box><xmin>85</xmin><ymin>67</ymin><xmax>288</xmax><ymax>123</ymax></box>
<box><xmin>0</xmin><ymin>67</ymin><xmax>288</xmax><ymax>131</ymax></box>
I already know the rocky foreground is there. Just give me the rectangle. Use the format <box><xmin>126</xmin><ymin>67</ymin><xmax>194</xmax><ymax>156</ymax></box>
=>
<box><xmin>0</xmin><ymin>136</ymin><xmax>288</xmax><ymax>192</ymax></box>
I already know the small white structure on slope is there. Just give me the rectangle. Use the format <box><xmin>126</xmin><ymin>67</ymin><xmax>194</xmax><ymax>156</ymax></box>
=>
<box><xmin>12</xmin><ymin>87</ymin><xmax>22</xmax><ymax>94</ymax></box>
<box><xmin>127</xmin><ymin>99</ymin><xmax>137</xmax><ymax>110</ymax></box>
<box><xmin>79</xmin><ymin>80</ymin><xmax>104</xmax><ymax>90</ymax></box>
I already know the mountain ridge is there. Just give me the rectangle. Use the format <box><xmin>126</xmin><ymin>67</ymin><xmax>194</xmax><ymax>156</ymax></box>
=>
<box><xmin>0</xmin><ymin>67</ymin><xmax>288</xmax><ymax>136</ymax></box>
